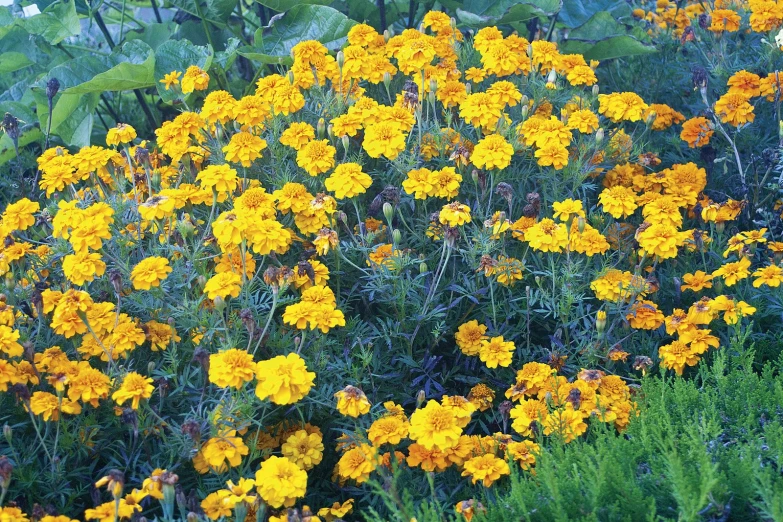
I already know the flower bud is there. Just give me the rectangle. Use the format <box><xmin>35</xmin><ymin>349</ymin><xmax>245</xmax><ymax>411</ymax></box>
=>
<box><xmin>419</xmin><ymin>262</ymin><xmax>428</xmax><ymax>273</ymax></box>
<box><xmin>46</xmin><ymin>77</ymin><xmax>60</xmax><ymax>100</ymax></box>
<box><xmin>595</xmin><ymin>128</ymin><xmax>604</xmax><ymax>145</ymax></box>
<box><xmin>779</xmin><ymin>120</ymin><xmax>783</xmax><ymax>139</ymax></box>
<box><xmin>520</xmin><ymin>104</ymin><xmax>529</xmax><ymax>119</ymax></box>
<box><xmin>392</xmin><ymin>229</ymin><xmax>402</xmax><ymax>244</ymax></box>
<box><xmin>577</xmin><ymin>217</ymin><xmax>585</xmax><ymax>233</ymax></box>
<box><xmin>317</xmin><ymin>117</ymin><xmax>326</xmax><ymax>138</ymax></box>
<box><xmin>416</xmin><ymin>390</ymin><xmax>426</xmax><ymax>408</ymax></box>
<box><xmin>147</xmin><ymin>361</ymin><xmax>156</xmax><ymax>374</ymax></box>
<box><xmin>186</xmin><ymin>513</ymin><xmax>199</xmax><ymax>522</ymax></box>
<box><xmin>429</xmin><ymin>78</ymin><xmax>438</xmax><ymax>93</ymax></box>
<box><xmin>213</xmin><ymin>296</ymin><xmax>225</xmax><ymax>311</ymax></box>
<box><xmin>383</xmin><ymin>202</ymin><xmax>394</xmax><ymax>223</ymax></box>
<box><xmin>196</xmin><ymin>275</ymin><xmax>207</xmax><ymax>289</ymax></box>
<box><xmin>383</xmin><ymin>29</ymin><xmax>391</xmax><ymax>42</ymax></box>
<box><xmin>546</xmin><ymin>69</ymin><xmax>557</xmax><ymax>84</ymax></box>
<box><xmin>645</xmin><ymin>110</ymin><xmax>657</xmax><ymax>127</ymax></box>
<box><xmin>465</xmin><ymin>82</ymin><xmax>471</xmax><ymax>95</ymax></box>
<box><xmin>596</xmin><ymin>310</ymin><xmax>607</xmax><ymax>334</ymax></box>
<box><xmin>4</xmin><ymin>273</ymin><xmax>14</xmax><ymax>291</ymax></box>
<box><xmin>341</xmin><ymin>134</ymin><xmax>350</xmax><ymax>152</ymax></box>
<box><xmin>592</xmin><ymin>84</ymin><xmax>599</xmax><ymax>96</ymax></box>
<box><xmin>471</xmin><ymin>169</ymin><xmax>479</xmax><ymax>184</ymax></box>
<box><xmin>2</xmin><ymin>424</ymin><xmax>10</xmax><ymax>444</ymax></box>
<box><xmin>336</xmin><ymin>50</ymin><xmax>345</xmax><ymax>69</ymax></box>
<box><xmin>287</xmin><ymin>70</ymin><xmax>295</xmax><ymax>85</ymax></box>
<box><xmin>327</xmin><ymin>123</ymin><xmax>334</xmax><ymax>140</ymax></box>
<box><xmin>383</xmin><ymin>72</ymin><xmax>391</xmax><ymax>90</ymax></box>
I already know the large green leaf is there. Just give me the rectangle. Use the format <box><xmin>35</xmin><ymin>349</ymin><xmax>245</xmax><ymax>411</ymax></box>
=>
<box><xmin>456</xmin><ymin>0</ymin><xmax>561</xmax><ymax>27</ymax></box>
<box><xmin>21</xmin><ymin>0</ymin><xmax>80</xmax><ymax>44</ymax></box>
<box><xmin>580</xmin><ymin>35</ymin><xmax>656</xmax><ymax>61</ymax></box>
<box><xmin>167</xmin><ymin>0</ymin><xmax>238</xmax><ymax>26</ymax></box>
<box><xmin>239</xmin><ymin>5</ymin><xmax>356</xmax><ymax>65</ymax></box>
<box><xmin>0</xmin><ymin>52</ymin><xmax>33</xmax><ymax>74</ymax></box>
<box><xmin>558</xmin><ymin>0</ymin><xmax>632</xmax><ymax>28</ymax></box>
<box><xmin>65</xmin><ymin>41</ymin><xmax>156</xmax><ymax>94</ymax></box>
<box><xmin>566</xmin><ymin>11</ymin><xmax>625</xmax><ymax>41</ymax></box>
<box><xmin>154</xmin><ymin>39</ymin><xmax>213</xmax><ymax>102</ymax></box>
<box><xmin>254</xmin><ymin>0</ymin><xmax>331</xmax><ymax>12</ymax></box>
<box><xmin>125</xmin><ymin>22</ymin><xmax>179</xmax><ymax>50</ymax></box>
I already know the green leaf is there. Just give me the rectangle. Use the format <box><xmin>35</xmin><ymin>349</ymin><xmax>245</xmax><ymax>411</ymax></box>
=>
<box><xmin>581</xmin><ymin>35</ymin><xmax>656</xmax><ymax>61</ymax></box>
<box><xmin>254</xmin><ymin>0</ymin><xmax>331</xmax><ymax>12</ymax></box>
<box><xmin>154</xmin><ymin>39</ymin><xmax>213</xmax><ymax>102</ymax></box>
<box><xmin>239</xmin><ymin>5</ymin><xmax>356</xmax><ymax>64</ymax></box>
<box><xmin>125</xmin><ymin>22</ymin><xmax>179</xmax><ymax>50</ymax></box>
<box><xmin>558</xmin><ymin>0</ymin><xmax>632</xmax><ymax>28</ymax></box>
<box><xmin>32</xmin><ymin>88</ymin><xmax>99</xmax><ymax>148</ymax></box>
<box><xmin>65</xmin><ymin>41</ymin><xmax>156</xmax><ymax>94</ymax></box>
<box><xmin>0</xmin><ymin>52</ymin><xmax>33</xmax><ymax>73</ymax></box>
<box><xmin>566</xmin><ymin>11</ymin><xmax>625</xmax><ymax>41</ymax></box>
<box><xmin>21</xmin><ymin>0</ymin><xmax>80</xmax><ymax>44</ymax></box>
<box><xmin>167</xmin><ymin>0</ymin><xmax>238</xmax><ymax>26</ymax></box>
<box><xmin>214</xmin><ymin>37</ymin><xmax>240</xmax><ymax>71</ymax></box>
<box><xmin>456</xmin><ymin>0</ymin><xmax>560</xmax><ymax>27</ymax></box>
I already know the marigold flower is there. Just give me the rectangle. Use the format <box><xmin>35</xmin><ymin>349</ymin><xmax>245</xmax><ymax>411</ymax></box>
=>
<box><xmin>471</xmin><ymin>134</ymin><xmax>514</xmax><ymax>170</ymax></box>
<box><xmin>478</xmin><ymin>336</ymin><xmax>515</xmax><ymax>368</ymax></box>
<box><xmin>409</xmin><ymin>400</ymin><xmax>462</xmax><ymax>451</ymax></box>
<box><xmin>131</xmin><ymin>257</ymin><xmax>172</xmax><ymax>290</ymax></box>
<box><xmin>222</xmin><ymin>131</ymin><xmax>267</xmax><ymax>167</ymax></box>
<box><xmin>112</xmin><ymin>372</ymin><xmax>154</xmax><ymax>410</ymax></box>
<box><xmin>461</xmin><ymin>454</ymin><xmax>510</xmax><ymax>487</ymax></box>
<box><xmin>181</xmin><ymin>65</ymin><xmax>210</xmax><ymax>94</ymax></box>
<box><xmin>255</xmin><ymin>353</ymin><xmax>315</xmax><ymax>405</ymax></box>
<box><xmin>325</xmin><ymin>163</ymin><xmax>372</xmax><ymax>199</ymax></box>
<box><xmin>106</xmin><ymin>123</ymin><xmax>137</xmax><ymax>146</ymax></box>
<box><xmin>439</xmin><ymin>202</ymin><xmax>472</xmax><ymax>227</ymax></box>
<box><xmin>255</xmin><ymin>456</ymin><xmax>307</xmax><ymax>508</ymax></box>
<box><xmin>455</xmin><ymin>320</ymin><xmax>488</xmax><ymax>356</ymax></box>
<box><xmin>209</xmin><ymin>348</ymin><xmax>256</xmax><ymax>389</ymax></box>
<box><xmin>362</xmin><ymin>121</ymin><xmax>407</xmax><ymax>160</ymax></box>
<box><xmin>203</xmin><ymin>272</ymin><xmax>242</xmax><ymax>300</ymax></box>
<box><xmin>335</xmin><ymin>385</ymin><xmax>371</xmax><ymax>417</ymax></box>
<box><xmin>337</xmin><ymin>443</ymin><xmax>379</xmax><ymax>484</ymax></box>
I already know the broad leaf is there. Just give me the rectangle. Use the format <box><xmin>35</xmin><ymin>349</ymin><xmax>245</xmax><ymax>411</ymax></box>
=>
<box><xmin>239</xmin><ymin>5</ymin><xmax>355</xmax><ymax>64</ymax></box>
<box><xmin>21</xmin><ymin>0</ymin><xmax>80</xmax><ymax>44</ymax></box>
<box><xmin>65</xmin><ymin>41</ymin><xmax>156</xmax><ymax>94</ymax></box>
<box><xmin>167</xmin><ymin>0</ymin><xmax>238</xmax><ymax>26</ymax></box>
<box><xmin>558</xmin><ymin>0</ymin><xmax>632</xmax><ymax>28</ymax></box>
<box><xmin>125</xmin><ymin>22</ymin><xmax>179</xmax><ymax>50</ymax></box>
<box><xmin>582</xmin><ymin>35</ymin><xmax>656</xmax><ymax>61</ymax></box>
<box><xmin>254</xmin><ymin>0</ymin><xmax>331</xmax><ymax>12</ymax></box>
<box><xmin>457</xmin><ymin>0</ymin><xmax>560</xmax><ymax>26</ymax></box>
<box><xmin>566</xmin><ymin>11</ymin><xmax>625</xmax><ymax>41</ymax></box>
<box><xmin>154</xmin><ymin>39</ymin><xmax>213</xmax><ymax>102</ymax></box>
<box><xmin>0</xmin><ymin>51</ymin><xmax>33</xmax><ymax>73</ymax></box>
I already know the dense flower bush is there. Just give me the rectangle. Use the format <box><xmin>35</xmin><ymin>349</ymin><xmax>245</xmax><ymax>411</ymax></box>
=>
<box><xmin>1</xmin><ymin>2</ymin><xmax>783</xmax><ymax>520</ymax></box>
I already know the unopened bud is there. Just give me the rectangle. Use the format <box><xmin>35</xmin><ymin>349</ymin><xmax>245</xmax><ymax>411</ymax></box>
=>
<box><xmin>341</xmin><ymin>134</ymin><xmax>349</xmax><ymax>152</ymax></box>
<box><xmin>546</xmin><ymin>69</ymin><xmax>557</xmax><ymax>84</ymax></box>
<box><xmin>383</xmin><ymin>29</ymin><xmax>391</xmax><ymax>42</ymax></box>
<box><xmin>287</xmin><ymin>70</ymin><xmax>295</xmax><ymax>85</ymax></box>
<box><xmin>186</xmin><ymin>513</ymin><xmax>199</xmax><ymax>522</ymax></box>
<box><xmin>645</xmin><ymin>111</ymin><xmax>657</xmax><ymax>127</ymax></box>
<box><xmin>520</xmin><ymin>105</ymin><xmax>529</xmax><ymax>119</ymax></box>
<box><xmin>336</xmin><ymin>51</ymin><xmax>345</xmax><ymax>69</ymax></box>
<box><xmin>2</xmin><ymin>425</ymin><xmax>10</xmax><ymax>444</ymax></box>
<box><xmin>416</xmin><ymin>390</ymin><xmax>426</xmax><ymax>408</ymax></box>
<box><xmin>596</xmin><ymin>310</ymin><xmax>607</xmax><ymax>334</ymax></box>
<box><xmin>592</xmin><ymin>84</ymin><xmax>599</xmax><ymax>96</ymax></box>
<box><xmin>419</xmin><ymin>262</ymin><xmax>428</xmax><ymax>273</ymax></box>
<box><xmin>327</xmin><ymin>124</ymin><xmax>334</xmax><ymax>140</ymax></box>
<box><xmin>429</xmin><ymin>78</ymin><xmax>438</xmax><ymax>93</ymax></box>
<box><xmin>46</xmin><ymin>78</ymin><xmax>60</xmax><ymax>100</ymax></box>
<box><xmin>595</xmin><ymin>128</ymin><xmax>604</xmax><ymax>146</ymax></box>
<box><xmin>383</xmin><ymin>72</ymin><xmax>391</xmax><ymax>90</ymax></box>
<box><xmin>213</xmin><ymin>296</ymin><xmax>225</xmax><ymax>310</ymax></box>
<box><xmin>577</xmin><ymin>217</ymin><xmax>586</xmax><ymax>233</ymax></box>
<box><xmin>196</xmin><ymin>275</ymin><xmax>207</xmax><ymax>289</ymax></box>
<box><xmin>471</xmin><ymin>169</ymin><xmax>479</xmax><ymax>184</ymax></box>
<box><xmin>383</xmin><ymin>202</ymin><xmax>394</xmax><ymax>223</ymax></box>
<box><xmin>779</xmin><ymin>120</ymin><xmax>783</xmax><ymax>139</ymax></box>
<box><xmin>317</xmin><ymin>118</ymin><xmax>325</xmax><ymax>138</ymax></box>
<box><xmin>4</xmin><ymin>273</ymin><xmax>14</xmax><ymax>291</ymax></box>
<box><xmin>465</xmin><ymin>82</ymin><xmax>471</xmax><ymax>95</ymax></box>
<box><xmin>392</xmin><ymin>229</ymin><xmax>402</xmax><ymax>244</ymax></box>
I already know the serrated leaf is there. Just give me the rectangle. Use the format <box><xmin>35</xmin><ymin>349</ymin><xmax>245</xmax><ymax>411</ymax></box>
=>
<box><xmin>457</xmin><ymin>0</ymin><xmax>560</xmax><ymax>27</ymax></box>
<box><xmin>65</xmin><ymin>41</ymin><xmax>156</xmax><ymax>94</ymax></box>
<box><xmin>154</xmin><ymin>39</ymin><xmax>213</xmax><ymax>102</ymax></box>
<box><xmin>214</xmin><ymin>37</ymin><xmax>239</xmax><ymax>71</ymax></box>
<box><xmin>239</xmin><ymin>5</ymin><xmax>356</xmax><ymax>64</ymax></box>
<box><xmin>124</xmin><ymin>22</ymin><xmax>179</xmax><ymax>50</ymax></box>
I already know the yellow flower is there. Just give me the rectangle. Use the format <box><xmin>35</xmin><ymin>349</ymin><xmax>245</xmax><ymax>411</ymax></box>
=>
<box><xmin>478</xmin><ymin>336</ymin><xmax>515</xmax><ymax>368</ymax></box>
<box><xmin>542</xmin><ymin>405</ymin><xmax>588</xmax><ymax>442</ymax></box>
<box><xmin>597</xmin><ymin>92</ymin><xmax>648</xmax><ymax>122</ymax></box>
<box><xmin>362</xmin><ymin>121</ymin><xmax>407</xmax><ymax>160</ymax></box>
<box><xmin>197</xmin><ymin>164</ymin><xmax>239</xmax><ymax>193</ymax></box>
<box><xmin>222</xmin><ymin>131</ymin><xmax>267</xmax><ymax>167</ymax></box>
<box><xmin>681</xmin><ymin>270</ymin><xmax>713</xmax><ymax>292</ymax></box>
<box><xmin>131</xmin><ymin>257</ymin><xmax>172</xmax><ymax>290</ymax></box>
<box><xmin>525</xmin><ymin>218</ymin><xmax>568</xmax><ymax>253</ymax></box>
<box><xmin>160</xmin><ymin>71</ymin><xmax>181</xmax><ymax>90</ymax></box>
<box><xmin>461</xmin><ymin>454</ymin><xmax>510</xmax><ymax>487</ymax></box>
<box><xmin>439</xmin><ymin>202</ymin><xmax>472</xmax><ymax>227</ymax></box>
<box><xmin>297</xmin><ymin>139</ymin><xmax>336</xmax><ymax>175</ymax></box>
<box><xmin>63</xmin><ymin>252</ymin><xmax>106</xmax><ymax>286</ymax></box>
<box><xmin>255</xmin><ymin>456</ymin><xmax>307</xmax><ymax>508</ymax></box>
<box><xmin>534</xmin><ymin>143</ymin><xmax>569</xmax><ymax>170</ymax></box>
<box><xmin>335</xmin><ymin>385</ymin><xmax>371</xmax><ymax>417</ymax></box>
<box><xmin>409</xmin><ymin>400</ymin><xmax>462</xmax><ymax>451</ymax></box>
<box><xmin>709</xmin><ymin>9</ymin><xmax>741</xmax><ymax>32</ymax></box>
<box><xmin>201</xmin><ymin>90</ymin><xmax>237</xmax><ymax>124</ymax></box>
<box><xmin>29</xmin><ymin>391</ymin><xmax>82</xmax><ymax>421</ymax></box>
<box><xmin>204</xmin><ymin>272</ymin><xmax>242</xmax><ymax>300</ymax></box>
<box><xmin>209</xmin><ymin>348</ymin><xmax>256</xmax><ymax>389</ymax></box>
<box><xmin>181</xmin><ymin>65</ymin><xmax>210</xmax><ymax>94</ymax></box>
<box><xmin>337</xmin><ymin>443</ymin><xmax>378</xmax><ymax>484</ymax></box>
<box><xmin>714</xmin><ymin>92</ymin><xmax>754</xmax><ymax>126</ymax></box>
<box><xmin>552</xmin><ymin>198</ymin><xmax>585</xmax><ymax>221</ymax></box>
<box><xmin>106</xmin><ymin>123</ymin><xmax>137</xmax><ymax>146</ymax></box>
<box><xmin>111</xmin><ymin>372</ymin><xmax>154</xmax><ymax>410</ymax></box>
<box><xmin>753</xmin><ymin>264</ymin><xmax>783</xmax><ymax>287</ymax></box>
<box><xmin>658</xmin><ymin>340</ymin><xmax>699</xmax><ymax>375</ymax></box>
<box><xmin>712</xmin><ymin>257</ymin><xmax>751</xmax><ymax>286</ymax></box>
<box><xmin>368</xmin><ymin>415</ymin><xmax>410</xmax><ymax>446</ymax></box>
<box><xmin>67</xmin><ymin>365</ymin><xmax>111</xmax><ymax>407</ymax></box>
<box><xmin>455</xmin><ymin>320</ymin><xmax>488</xmax><ymax>356</ymax></box>
<box><xmin>680</xmin><ymin>117</ymin><xmax>714</xmax><ymax>148</ymax></box>
<box><xmin>510</xmin><ymin>398</ymin><xmax>548</xmax><ymax>436</ymax></box>
<box><xmin>255</xmin><ymin>353</ymin><xmax>315</xmax><ymax>404</ymax></box>
<box><xmin>0</xmin><ymin>326</ymin><xmax>22</xmax><ymax>357</ymax></box>
<box><xmin>281</xmin><ymin>429</ymin><xmax>324</xmax><ymax>470</ymax></box>
<box><xmin>324</xmin><ymin>163</ymin><xmax>372</xmax><ymax>199</ymax></box>
<box><xmin>201</xmin><ymin>430</ymin><xmax>249</xmax><ymax>470</ymax></box>
<box><xmin>280</xmin><ymin>122</ymin><xmax>315</xmax><ymax>150</ymax></box>
<box><xmin>471</xmin><ymin>134</ymin><xmax>513</xmax><ymax>170</ymax></box>
<box><xmin>2</xmin><ymin>198</ymin><xmax>39</xmax><ymax>231</ymax></box>
<box><xmin>599</xmin><ymin>186</ymin><xmax>638</xmax><ymax>218</ymax></box>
